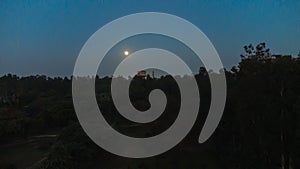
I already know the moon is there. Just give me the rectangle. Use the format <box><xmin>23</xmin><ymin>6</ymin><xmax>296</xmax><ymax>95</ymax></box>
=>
<box><xmin>124</xmin><ymin>50</ymin><xmax>129</xmax><ymax>56</ymax></box>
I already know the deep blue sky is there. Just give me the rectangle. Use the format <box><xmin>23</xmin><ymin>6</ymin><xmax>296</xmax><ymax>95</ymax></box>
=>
<box><xmin>0</xmin><ymin>0</ymin><xmax>299</xmax><ymax>76</ymax></box>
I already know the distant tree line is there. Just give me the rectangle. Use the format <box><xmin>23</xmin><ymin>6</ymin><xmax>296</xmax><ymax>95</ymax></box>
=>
<box><xmin>0</xmin><ymin>43</ymin><xmax>300</xmax><ymax>169</ymax></box>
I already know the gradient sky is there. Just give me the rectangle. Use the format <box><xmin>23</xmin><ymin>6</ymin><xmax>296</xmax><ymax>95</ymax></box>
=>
<box><xmin>0</xmin><ymin>0</ymin><xmax>299</xmax><ymax>76</ymax></box>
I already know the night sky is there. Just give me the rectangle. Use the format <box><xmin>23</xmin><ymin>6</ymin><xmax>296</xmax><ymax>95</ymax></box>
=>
<box><xmin>0</xmin><ymin>0</ymin><xmax>299</xmax><ymax>76</ymax></box>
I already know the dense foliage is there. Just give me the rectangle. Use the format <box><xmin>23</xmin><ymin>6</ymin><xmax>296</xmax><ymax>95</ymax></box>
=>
<box><xmin>1</xmin><ymin>44</ymin><xmax>300</xmax><ymax>169</ymax></box>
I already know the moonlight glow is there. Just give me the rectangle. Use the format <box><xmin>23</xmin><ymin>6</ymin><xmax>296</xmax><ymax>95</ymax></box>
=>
<box><xmin>124</xmin><ymin>50</ymin><xmax>129</xmax><ymax>56</ymax></box>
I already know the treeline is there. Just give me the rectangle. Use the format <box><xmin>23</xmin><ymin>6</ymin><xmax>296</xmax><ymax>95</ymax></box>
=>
<box><xmin>0</xmin><ymin>44</ymin><xmax>300</xmax><ymax>169</ymax></box>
